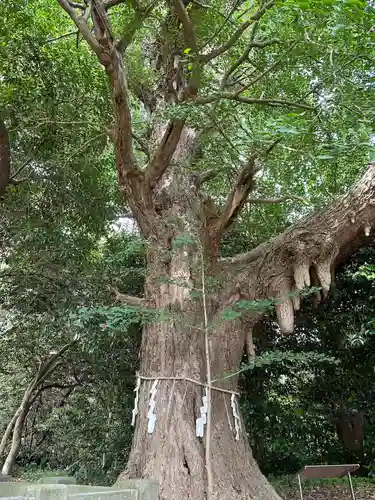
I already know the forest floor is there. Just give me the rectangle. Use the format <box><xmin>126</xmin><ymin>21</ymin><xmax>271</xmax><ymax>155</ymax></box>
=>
<box><xmin>274</xmin><ymin>476</ymin><xmax>375</xmax><ymax>499</ymax></box>
<box><xmin>12</xmin><ymin>469</ymin><xmax>375</xmax><ymax>498</ymax></box>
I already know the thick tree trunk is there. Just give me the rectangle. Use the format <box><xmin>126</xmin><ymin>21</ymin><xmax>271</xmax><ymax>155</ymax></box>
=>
<box><xmin>52</xmin><ymin>2</ymin><xmax>375</xmax><ymax>497</ymax></box>
<box><xmin>120</xmin><ymin>237</ymin><xmax>281</xmax><ymax>500</ymax></box>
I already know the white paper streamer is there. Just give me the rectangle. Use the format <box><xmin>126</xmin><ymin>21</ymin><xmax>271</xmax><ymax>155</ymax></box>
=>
<box><xmin>231</xmin><ymin>393</ymin><xmax>241</xmax><ymax>441</ymax></box>
<box><xmin>196</xmin><ymin>388</ymin><xmax>208</xmax><ymax>437</ymax></box>
<box><xmin>223</xmin><ymin>393</ymin><xmax>233</xmax><ymax>431</ymax></box>
<box><xmin>131</xmin><ymin>375</ymin><xmax>141</xmax><ymax>426</ymax></box>
<box><xmin>147</xmin><ymin>379</ymin><xmax>159</xmax><ymax>434</ymax></box>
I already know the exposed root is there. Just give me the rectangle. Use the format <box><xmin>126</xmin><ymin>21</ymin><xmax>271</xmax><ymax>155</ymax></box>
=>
<box><xmin>311</xmin><ymin>290</ymin><xmax>322</xmax><ymax>308</ymax></box>
<box><xmin>275</xmin><ymin>299</ymin><xmax>294</xmax><ymax>334</ymax></box>
<box><xmin>293</xmin><ymin>261</ymin><xmax>310</xmax><ymax>290</ymax></box>
<box><xmin>314</xmin><ymin>258</ymin><xmax>332</xmax><ymax>297</ymax></box>
<box><xmin>245</xmin><ymin>329</ymin><xmax>256</xmax><ymax>357</ymax></box>
<box><xmin>291</xmin><ymin>287</ymin><xmax>300</xmax><ymax>311</ymax></box>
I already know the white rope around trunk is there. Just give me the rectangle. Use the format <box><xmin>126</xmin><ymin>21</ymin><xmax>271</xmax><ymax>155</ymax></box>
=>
<box><xmin>131</xmin><ymin>373</ymin><xmax>241</xmax><ymax>440</ymax></box>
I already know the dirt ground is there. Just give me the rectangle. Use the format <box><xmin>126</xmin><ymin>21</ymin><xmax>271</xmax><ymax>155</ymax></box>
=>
<box><xmin>278</xmin><ymin>483</ymin><xmax>375</xmax><ymax>499</ymax></box>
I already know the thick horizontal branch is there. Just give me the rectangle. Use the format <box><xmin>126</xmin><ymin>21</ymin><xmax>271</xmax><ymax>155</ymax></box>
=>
<box><xmin>200</xmin><ymin>0</ymin><xmax>275</xmax><ymax>62</ymax></box>
<box><xmin>194</xmin><ymin>93</ymin><xmax>314</xmax><ymax>110</ymax></box>
<box><xmin>221</xmin><ymin>164</ymin><xmax>375</xmax><ymax>335</ymax></box>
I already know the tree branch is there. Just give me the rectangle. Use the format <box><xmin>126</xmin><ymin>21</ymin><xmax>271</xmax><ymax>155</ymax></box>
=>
<box><xmin>0</xmin><ymin>116</ymin><xmax>10</xmax><ymax>197</ymax></box>
<box><xmin>103</xmin><ymin>0</ymin><xmax>125</xmax><ymax>8</ymax></box>
<box><xmin>116</xmin><ymin>1</ymin><xmax>157</xmax><ymax>54</ymax></box>
<box><xmin>173</xmin><ymin>0</ymin><xmax>197</xmax><ymax>52</ymax></box>
<box><xmin>213</xmin><ymin>152</ymin><xmax>260</xmax><ymax>234</ymax></box>
<box><xmin>220</xmin><ymin>32</ymin><xmax>279</xmax><ymax>90</ymax></box>
<box><xmin>237</xmin><ymin>41</ymin><xmax>298</xmax><ymax>93</ymax></box>
<box><xmin>56</xmin><ymin>0</ymin><xmax>103</xmax><ymax>55</ymax></box>
<box><xmin>56</xmin><ymin>0</ymin><xmax>150</xmax><ymax>234</ymax></box>
<box><xmin>248</xmin><ymin>195</ymin><xmax>310</xmax><ymax>206</ymax></box>
<box><xmin>200</xmin><ymin>0</ymin><xmax>275</xmax><ymax>63</ymax></box>
<box><xmin>109</xmin><ymin>286</ymin><xmax>145</xmax><ymax>307</ymax></box>
<box><xmin>221</xmin><ymin>164</ymin><xmax>375</xmax><ymax>334</ymax></box>
<box><xmin>68</xmin><ymin>1</ymin><xmax>85</xmax><ymax>9</ymax></box>
<box><xmin>211</xmin><ymin>138</ymin><xmax>282</xmax><ymax>234</ymax></box>
<box><xmin>145</xmin><ymin>120</ymin><xmax>185</xmax><ymax>189</ymax></box>
<box><xmin>36</xmin><ymin>341</ymin><xmax>77</xmax><ymax>384</ymax></box>
<box><xmin>194</xmin><ymin>93</ymin><xmax>314</xmax><ymax>110</ymax></box>
<box><xmin>45</xmin><ymin>31</ymin><xmax>78</xmax><ymax>44</ymax></box>
<box><xmin>9</xmin><ymin>139</ymin><xmax>45</xmax><ymax>183</ymax></box>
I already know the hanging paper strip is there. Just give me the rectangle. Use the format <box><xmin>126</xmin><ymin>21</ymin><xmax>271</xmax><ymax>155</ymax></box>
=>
<box><xmin>231</xmin><ymin>393</ymin><xmax>241</xmax><ymax>441</ymax></box>
<box><xmin>147</xmin><ymin>379</ymin><xmax>159</xmax><ymax>434</ymax></box>
<box><xmin>131</xmin><ymin>375</ymin><xmax>141</xmax><ymax>426</ymax></box>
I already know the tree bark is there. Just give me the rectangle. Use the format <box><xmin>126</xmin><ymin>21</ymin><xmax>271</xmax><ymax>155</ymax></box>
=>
<box><xmin>119</xmin><ymin>165</ymin><xmax>375</xmax><ymax>500</ymax></box>
<box><xmin>0</xmin><ymin>408</ymin><xmax>21</xmax><ymax>458</ymax></box>
<box><xmin>1</xmin><ymin>386</ymin><xmax>34</xmax><ymax>476</ymax></box>
<box><xmin>120</xmin><ymin>244</ymin><xmax>281</xmax><ymax>500</ymax></box>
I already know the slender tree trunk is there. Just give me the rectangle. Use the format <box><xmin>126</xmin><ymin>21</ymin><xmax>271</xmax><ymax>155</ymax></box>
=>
<box><xmin>0</xmin><ymin>343</ymin><xmax>74</xmax><ymax>475</ymax></box>
<box><xmin>1</xmin><ymin>384</ymin><xmax>34</xmax><ymax>475</ymax></box>
<box><xmin>0</xmin><ymin>409</ymin><xmax>21</xmax><ymax>458</ymax></box>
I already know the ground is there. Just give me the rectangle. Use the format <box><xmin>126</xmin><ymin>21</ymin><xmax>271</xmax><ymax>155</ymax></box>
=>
<box><xmin>11</xmin><ymin>469</ymin><xmax>375</xmax><ymax>498</ymax></box>
<box><xmin>275</xmin><ymin>476</ymin><xmax>375</xmax><ymax>500</ymax></box>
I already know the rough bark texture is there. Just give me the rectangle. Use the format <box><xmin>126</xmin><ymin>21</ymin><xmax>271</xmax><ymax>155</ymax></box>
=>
<box><xmin>119</xmin><ymin>166</ymin><xmax>375</xmax><ymax>500</ymax></box>
<box><xmin>120</xmin><ymin>227</ymin><xmax>282</xmax><ymax>500</ymax></box>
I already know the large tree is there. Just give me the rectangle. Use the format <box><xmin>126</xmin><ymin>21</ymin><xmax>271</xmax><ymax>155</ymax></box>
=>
<box><xmin>7</xmin><ymin>0</ymin><xmax>375</xmax><ymax>498</ymax></box>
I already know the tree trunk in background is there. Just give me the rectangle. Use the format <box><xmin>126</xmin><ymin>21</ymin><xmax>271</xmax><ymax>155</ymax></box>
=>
<box><xmin>1</xmin><ymin>383</ymin><xmax>34</xmax><ymax>475</ymax></box>
<box><xmin>0</xmin><ymin>410</ymin><xmax>21</xmax><ymax>458</ymax></box>
<box><xmin>0</xmin><ymin>343</ymin><xmax>74</xmax><ymax>475</ymax></box>
<box><xmin>0</xmin><ymin>116</ymin><xmax>10</xmax><ymax>198</ymax></box>
<box><xmin>1</xmin><ymin>404</ymin><xmax>32</xmax><ymax>476</ymax></box>
<box><xmin>120</xmin><ymin>166</ymin><xmax>375</xmax><ymax>500</ymax></box>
